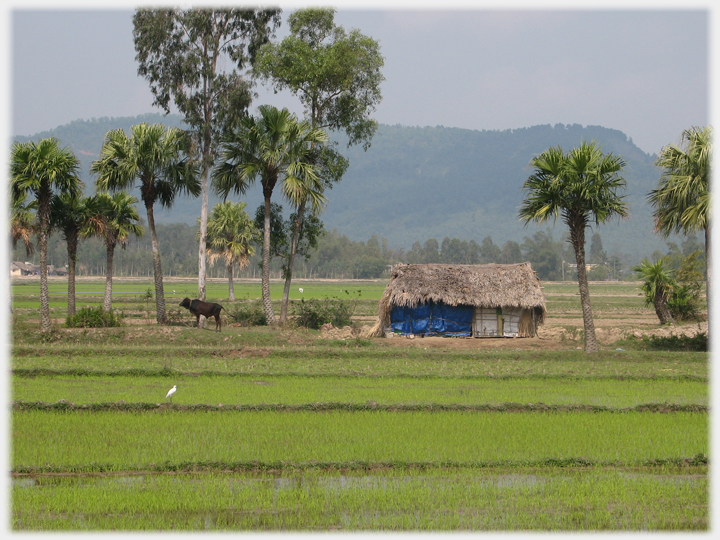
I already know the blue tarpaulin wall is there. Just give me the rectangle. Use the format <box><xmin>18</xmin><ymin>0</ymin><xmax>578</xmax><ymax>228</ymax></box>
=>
<box><xmin>390</xmin><ymin>301</ymin><xmax>474</xmax><ymax>336</ymax></box>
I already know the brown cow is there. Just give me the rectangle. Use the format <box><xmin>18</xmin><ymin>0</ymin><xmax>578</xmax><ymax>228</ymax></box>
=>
<box><xmin>179</xmin><ymin>297</ymin><xmax>224</xmax><ymax>331</ymax></box>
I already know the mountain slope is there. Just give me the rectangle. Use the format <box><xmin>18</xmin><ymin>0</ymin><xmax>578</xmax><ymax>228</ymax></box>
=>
<box><xmin>14</xmin><ymin>115</ymin><xmax>671</xmax><ymax>257</ymax></box>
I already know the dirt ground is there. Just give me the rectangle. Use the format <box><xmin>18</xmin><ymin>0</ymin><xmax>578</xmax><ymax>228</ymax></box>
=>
<box><xmin>318</xmin><ymin>320</ymin><xmax>708</xmax><ymax>350</ymax></box>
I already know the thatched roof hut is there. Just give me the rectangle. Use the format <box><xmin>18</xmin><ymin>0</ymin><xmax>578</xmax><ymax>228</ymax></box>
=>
<box><xmin>372</xmin><ymin>262</ymin><xmax>546</xmax><ymax>338</ymax></box>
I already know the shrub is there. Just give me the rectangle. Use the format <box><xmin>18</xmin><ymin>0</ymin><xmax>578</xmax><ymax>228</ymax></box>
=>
<box><xmin>668</xmin><ymin>250</ymin><xmax>705</xmax><ymax>321</ymax></box>
<box><xmin>667</xmin><ymin>284</ymin><xmax>703</xmax><ymax>321</ymax></box>
<box><xmin>228</xmin><ymin>300</ymin><xmax>267</xmax><ymax>327</ymax></box>
<box><xmin>293</xmin><ymin>296</ymin><xmax>356</xmax><ymax>330</ymax></box>
<box><xmin>66</xmin><ymin>307</ymin><xmax>123</xmax><ymax>328</ymax></box>
<box><xmin>643</xmin><ymin>332</ymin><xmax>707</xmax><ymax>352</ymax></box>
<box><xmin>166</xmin><ymin>308</ymin><xmax>187</xmax><ymax>325</ymax></box>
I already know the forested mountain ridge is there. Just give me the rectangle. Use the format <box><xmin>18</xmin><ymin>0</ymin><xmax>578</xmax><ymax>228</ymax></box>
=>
<box><xmin>330</xmin><ymin>122</ymin><xmax>661</xmax><ymax>255</ymax></box>
<box><xmin>13</xmin><ymin>114</ymin><xmax>672</xmax><ymax>259</ymax></box>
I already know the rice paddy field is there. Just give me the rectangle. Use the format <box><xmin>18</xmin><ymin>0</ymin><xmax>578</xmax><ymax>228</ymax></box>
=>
<box><xmin>7</xmin><ymin>276</ymin><xmax>710</xmax><ymax>531</ymax></box>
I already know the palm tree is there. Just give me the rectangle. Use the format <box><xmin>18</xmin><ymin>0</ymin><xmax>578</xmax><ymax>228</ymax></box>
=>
<box><xmin>10</xmin><ymin>193</ymin><xmax>36</xmax><ymax>257</ymax></box>
<box><xmin>88</xmin><ymin>192</ymin><xmax>144</xmax><ymax>312</ymax></box>
<box><xmin>92</xmin><ymin>123</ymin><xmax>199</xmax><ymax>324</ymax></box>
<box><xmin>10</xmin><ymin>138</ymin><xmax>82</xmax><ymax>332</ymax></box>
<box><xmin>649</xmin><ymin>125</ymin><xmax>712</xmax><ymax>329</ymax></box>
<box><xmin>204</xmin><ymin>201</ymin><xmax>259</xmax><ymax>301</ymax></box>
<box><xmin>634</xmin><ymin>259</ymin><xmax>675</xmax><ymax>325</ymax></box>
<box><xmin>212</xmin><ymin>105</ymin><xmax>327</xmax><ymax>324</ymax></box>
<box><xmin>519</xmin><ymin>141</ymin><xmax>628</xmax><ymax>353</ymax></box>
<box><xmin>50</xmin><ymin>193</ymin><xmax>103</xmax><ymax>317</ymax></box>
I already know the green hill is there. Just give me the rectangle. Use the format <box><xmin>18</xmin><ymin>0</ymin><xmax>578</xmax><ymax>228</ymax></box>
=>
<box><xmin>14</xmin><ymin>115</ymin><xmax>673</xmax><ymax>258</ymax></box>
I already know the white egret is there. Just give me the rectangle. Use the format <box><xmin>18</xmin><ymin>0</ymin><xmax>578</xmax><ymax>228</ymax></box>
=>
<box><xmin>166</xmin><ymin>385</ymin><xmax>177</xmax><ymax>402</ymax></box>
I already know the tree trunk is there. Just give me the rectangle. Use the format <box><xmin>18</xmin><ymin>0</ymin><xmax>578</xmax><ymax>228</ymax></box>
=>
<box><xmin>570</xmin><ymin>220</ymin><xmax>599</xmax><ymax>353</ymax></box>
<box><xmin>103</xmin><ymin>242</ymin><xmax>116</xmax><ymax>312</ymax></box>
<box><xmin>261</xmin><ymin>193</ymin><xmax>276</xmax><ymax>324</ymax></box>
<box><xmin>705</xmin><ymin>225</ymin><xmax>711</xmax><ymax>346</ymax></box>
<box><xmin>146</xmin><ymin>201</ymin><xmax>167</xmax><ymax>324</ymax></box>
<box><xmin>280</xmin><ymin>199</ymin><xmax>306</xmax><ymax>323</ymax></box>
<box><xmin>654</xmin><ymin>291</ymin><xmax>674</xmax><ymax>325</ymax></box>
<box><xmin>196</xmin><ymin>152</ymin><xmax>211</xmax><ymax>328</ymax></box>
<box><xmin>38</xmin><ymin>198</ymin><xmax>51</xmax><ymax>333</ymax></box>
<box><xmin>227</xmin><ymin>262</ymin><xmax>235</xmax><ymax>301</ymax></box>
<box><xmin>66</xmin><ymin>230</ymin><xmax>78</xmax><ymax>318</ymax></box>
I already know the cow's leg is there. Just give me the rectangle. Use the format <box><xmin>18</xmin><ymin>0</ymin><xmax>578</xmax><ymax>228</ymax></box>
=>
<box><xmin>196</xmin><ymin>314</ymin><xmax>201</xmax><ymax>328</ymax></box>
<box><xmin>214</xmin><ymin>314</ymin><xmax>221</xmax><ymax>332</ymax></box>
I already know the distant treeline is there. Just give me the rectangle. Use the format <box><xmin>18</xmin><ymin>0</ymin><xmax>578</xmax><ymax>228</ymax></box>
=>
<box><xmin>17</xmin><ymin>222</ymin><xmax>705</xmax><ymax>282</ymax></box>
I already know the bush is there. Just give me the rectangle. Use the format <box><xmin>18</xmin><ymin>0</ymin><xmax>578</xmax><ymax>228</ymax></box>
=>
<box><xmin>668</xmin><ymin>284</ymin><xmax>703</xmax><ymax>321</ymax></box>
<box><xmin>643</xmin><ymin>332</ymin><xmax>707</xmax><ymax>352</ymax></box>
<box><xmin>293</xmin><ymin>296</ymin><xmax>356</xmax><ymax>330</ymax></box>
<box><xmin>66</xmin><ymin>307</ymin><xmax>122</xmax><ymax>328</ymax></box>
<box><xmin>228</xmin><ymin>300</ymin><xmax>267</xmax><ymax>327</ymax></box>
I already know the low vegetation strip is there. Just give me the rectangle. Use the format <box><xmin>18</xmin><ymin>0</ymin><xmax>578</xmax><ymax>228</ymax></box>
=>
<box><xmin>12</xmin><ymin>368</ymin><xmax>709</xmax><ymax>381</ymax></box>
<box><xmin>11</xmin><ymin>375</ymin><xmax>708</xmax><ymax>408</ymax></box>
<box><xmin>13</xmin><ymin>410</ymin><xmax>707</xmax><ymax>472</ymax></box>
<box><xmin>12</xmin><ymin>456</ymin><xmax>708</xmax><ymax>475</ymax></box>
<box><xmin>11</xmin><ymin>347</ymin><xmax>709</xmax><ymax>379</ymax></box>
<box><xmin>11</xmin><ymin>401</ymin><xmax>709</xmax><ymax>414</ymax></box>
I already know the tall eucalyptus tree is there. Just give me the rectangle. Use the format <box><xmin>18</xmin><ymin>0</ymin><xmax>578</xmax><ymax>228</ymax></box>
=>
<box><xmin>133</xmin><ymin>7</ymin><xmax>280</xmax><ymax>309</ymax></box>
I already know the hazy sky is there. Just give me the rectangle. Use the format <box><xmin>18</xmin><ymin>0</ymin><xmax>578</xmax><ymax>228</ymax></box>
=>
<box><xmin>5</xmin><ymin>1</ymin><xmax>712</xmax><ymax>155</ymax></box>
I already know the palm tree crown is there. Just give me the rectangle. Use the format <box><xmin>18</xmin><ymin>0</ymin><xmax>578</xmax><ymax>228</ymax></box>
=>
<box><xmin>519</xmin><ymin>142</ymin><xmax>628</xmax><ymax>230</ymax></box>
<box><xmin>649</xmin><ymin>126</ymin><xmax>711</xmax><ymax>237</ymax></box>
<box><xmin>206</xmin><ymin>201</ymin><xmax>258</xmax><ymax>268</ymax></box>
<box><xmin>213</xmin><ymin>105</ymin><xmax>328</xmax><ymax>211</ymax></box>
<box><xmin>92</xmin><ymin>123</ymin><xmax>199</xmax><ymax>207</ymax></box>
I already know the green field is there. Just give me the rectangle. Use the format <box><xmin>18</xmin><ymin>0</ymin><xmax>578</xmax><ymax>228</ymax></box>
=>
<box><xmin>9</xmin><ymin>277</ymin><xmax>709</xmax><ymax>531</ymax></box>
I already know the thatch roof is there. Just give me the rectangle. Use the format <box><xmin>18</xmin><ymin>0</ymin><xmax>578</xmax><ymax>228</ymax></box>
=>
<box><xmin>372</xmin><ymin>262</ymin><xmax>546</xmax><ymax>336</ymax></box>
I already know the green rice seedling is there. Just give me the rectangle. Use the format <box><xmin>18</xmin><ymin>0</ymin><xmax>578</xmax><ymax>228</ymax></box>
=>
<box><xmin>10</xmin><ymin>329</ymin><xmax>710</xmax><ymax>377</ymax></box>
<box><xmin>11</xmin><ymin>375</ymin><xmax>709</xmax><ymax>408</ymax></box>
<box><xmin>12</xmin><ymin>410</ymin><xmax>707</xmax><ymax>472</ymax></box>
<box><xmin>12</xmin><ymin>468</ymin><xmax>707</xmax><ymax>531</ymax></box>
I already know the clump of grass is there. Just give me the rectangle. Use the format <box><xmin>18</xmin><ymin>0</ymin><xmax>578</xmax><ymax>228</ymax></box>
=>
<box><xmin>65</xmin><ymin>307</ymin><xmax>122</xmax><ymax>329</ymax></box>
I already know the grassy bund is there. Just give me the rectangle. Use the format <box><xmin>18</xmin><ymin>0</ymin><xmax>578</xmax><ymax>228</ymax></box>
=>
<box><xmin>9</xmin><ymin>277</ymin><xmax>709</xmax><ymax>531</ymax></box>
